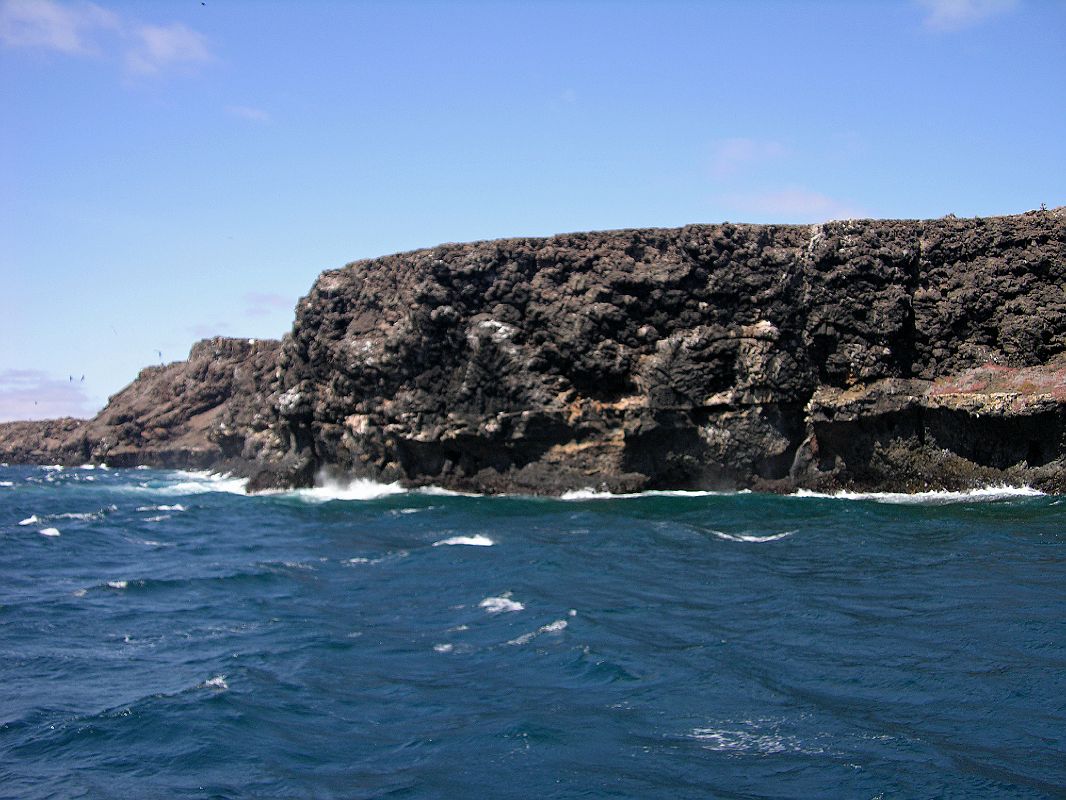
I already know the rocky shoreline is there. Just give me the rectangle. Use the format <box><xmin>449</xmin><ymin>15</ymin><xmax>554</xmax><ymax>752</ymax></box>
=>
<box><xmin>3</xmin><ymin>209</ymin><xmax>1064</xmax><ymax>495</ymax></box>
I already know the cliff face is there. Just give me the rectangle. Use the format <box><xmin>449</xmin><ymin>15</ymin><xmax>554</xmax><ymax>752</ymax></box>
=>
<box><xmin>3</xmin><ymin>209</ymin><xmax>1064</xmax><ymax>494</ymax></box>
<box><xmin>0</xmin><ymin>338</ymin><xmax>281</xmax><ymax>470</ymax></box>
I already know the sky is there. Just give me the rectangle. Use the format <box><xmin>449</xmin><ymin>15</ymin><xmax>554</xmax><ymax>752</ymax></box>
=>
<box><xmin>1</xmin><ymin>0</ymin><xmax>1064</xmax><ymax>421</ymax></box>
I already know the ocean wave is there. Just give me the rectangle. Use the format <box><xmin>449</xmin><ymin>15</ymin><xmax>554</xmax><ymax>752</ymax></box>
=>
<box><xmin>690</xmin><ymin>718</ymin><xmax>824</xmax><ymax>756</ymax></box>
<box><xmin>136</xmin><ymin>504</ymin><xmax>186</xmax><ymax>512</ymax></box>
<box><xmin>707</xmin><ymin>529</ymin><xmax>797</xmax><ymax>543</ymax></box>
<box><xmin>18</xmin><ymin>515</ymin><xmax>39</xmax><ymax>526</ymax></box>
<box><xmin>39</xmin><ymin>527</ymin><xmax>61</xmax><ymax>537</ymax></box>
<box><xmin>0</xmin><ymin>481</ymin><xmax>13</xmax><ymax>487</ymax></box>
<box><xmin>345</xmin><ymin>550</ymin><xmax>409</xmax><ymax>566</ymax></box>
<box><xmin>414</xmin><ymin>485</ymin><xmax>483</xmax><ymax>497</ymax></box>
<box><xmin>432</xmin><ymin>534</ymin><xmax>494</xmax><ymax>547</ymax></box>
<box><xmin>290</xmin><ymin>477</ymin><xmax>406</xmax><ymax>502</ymax></box>
<box><xmin>135</xmin><ymin>471</ymin><xmax>249</xmax><ymax>496</ymax></box>
<box><xmin>508</xmin><ymin>619</ymin><xmax>568</xmax><ymax>646</ymax></box>
<box><xmin>479</xmin><ymin>595</ymin><xmax>524</xmax><ymax>614</ymax></box>
<box><xmin>792</xmin><ymin>486</ymin><xmax>1045</xmax><ymax>505</ymax></box>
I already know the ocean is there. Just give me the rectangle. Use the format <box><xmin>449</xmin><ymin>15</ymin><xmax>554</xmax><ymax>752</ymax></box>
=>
<box><xmin>1</xmin><ymin>464</ymin><xmax>1063</xmax><ymax>799</ymax></box>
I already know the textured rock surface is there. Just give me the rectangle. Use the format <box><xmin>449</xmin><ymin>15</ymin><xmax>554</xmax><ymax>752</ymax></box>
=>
<box><xmin>0</xmin><ymin>338</ymin><xmax>281</xmax><ymax>470</ymax></box>
<box><xmin>2</xmin><ymin>208</ymin><xmax>1064</xmax><ymax>494</ymax></box>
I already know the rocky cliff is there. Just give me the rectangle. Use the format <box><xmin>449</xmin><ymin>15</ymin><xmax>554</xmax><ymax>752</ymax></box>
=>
<box><xmin>3</xmin><ymin>209</ymin><xmax>1064</xmax><ymax>494</ymax></box>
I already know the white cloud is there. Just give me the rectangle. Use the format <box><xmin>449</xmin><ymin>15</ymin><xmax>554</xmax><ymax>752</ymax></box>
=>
<box><xmin>721</xmin><ymin>186</ymin><xmax>867</xmax><ymax>223</ymax></box>
<box><xmin>125</xmin><ymin>21</ymin><xmax>210</xmax><ymax>75</ymax></box>
<box><xmin>710</xmin><ymin>137</ymin><xmax>787</xmax><ymax>178</ymax></box>
<box><xmin>916</xmin><ymin>0</ymin><xmax>1019</xmax><ymax>31</ymax></box>
<box><xmin>0</xmin><ymin>0</ymin><xmax>116</xmax><ymax>54</ymax></box>
<box><xmin>227</xmin><ymin>105</ymin><xmax>270</xmax><ymax>123</ymax></box>
<box><xmin>0</xmin><ymin>0</ymin><xmax>212</xmax><ymax>75</ymax></box>
<box><xmin>0</xmin><ymin>368</ymin><xmax>95</xmax><ymax>422</ymax></box>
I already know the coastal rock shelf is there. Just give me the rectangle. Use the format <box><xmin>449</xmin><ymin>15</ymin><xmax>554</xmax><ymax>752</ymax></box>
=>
<box><xmin>3</xmin><ymin>209</ymin><xmax>1064</xmax><ymax>494</ymax></box>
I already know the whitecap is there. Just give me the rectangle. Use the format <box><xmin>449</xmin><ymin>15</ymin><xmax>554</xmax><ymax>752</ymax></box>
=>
<box><xmin>107</xmin><ymin>580</ymin><xmax>128</xmax><ymax>589</ymax></box>
<box><xmin>135</xmin><ymin>465</ymin><xmax>150</xmax><ymax>470</ymax></box>
<box><xmin>39</xmin><ymin>527</ymin><xmax>60</xmax><ymax>537</ymax></box>
<box><xmin>72</xmin><ymin>588</ymin><xmax>87</xmax><ymax>597</ymax></box>
<box><xmin>42</xmin><ymin>465</ymin><xmax>64</xmax><ymax>471</ymax></box>
<box><xmin>291</xmin><ymin>477</ymin><xmax>405</xmax><ymax>502</ymax></box>
<box><xmin>55</xmin><ymin>511</ymin><xmax>97</xmax><ymax>521</ymax></box>
<box><xmin>479</xmin><ymin>596</ymin><xmax>524</xmax><ymax>614</ymax></box>
<box><xmin>144</xmin><ymin>514</ymin><xmax>171</xmax><ymax>522</ymax></box>
<box><xmin>18</xmin><ymin>515</ymin><xmax>39</xmax><ymax>526</ymax></box>
<box><xmin>690</xmin><ymin>720</ymin><xmax>822</xmax><ymax>755</ymax></box>
<box><xmin>432</xmin><ymin>534</ymin><xmax>494</xmax><ymax>547</ymax></box>
<box><xmin>708</xmin><ymin>529</ymin><xmax>796</xmax><ymax>543</ymax></box>
<box><xmin>792</xmin><ymin>485</ymin><xmax>1044</xmax><ymax>505</ymax></box>
<box><xmin>154</xmin><ymin>472</ymin><xmax>249</xmax><ymax>496</ymax></box>
<box><xmin>416</xmin><ymin>485</ymin><xmax>483</xmax><ymax>497</ymax></box>
<box><xmin>508</xmin><ymin>619</ymin><xmax>568</xmax><ymax>646</ymax></box>
<box><xmin>202</xmin><ymin>675</ymin><xmax>228</xmax><ymax>690</ymax></box>
<box><xmin>433</xmin><ymin>643</ymin><xmax>454</xmax><ymax>653</ymax></box>
<box><xmin>136</xmin><ymin>504</ymin><xmax>186</xmax><ymax>512</ymax></box>
<box><xmin>0</xmin><ymin>481</ymin><xmax>13</xmax><ymax>488</ymax></box>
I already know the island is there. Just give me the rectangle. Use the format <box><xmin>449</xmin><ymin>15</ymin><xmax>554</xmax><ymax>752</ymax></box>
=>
<box><xmin>2</xmin><ymin>208</ymin><xmax>1064</xmax><ymax>495</ymax></box>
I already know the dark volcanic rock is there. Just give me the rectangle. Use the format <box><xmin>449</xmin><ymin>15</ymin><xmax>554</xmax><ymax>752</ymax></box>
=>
<box><xmin>3</xmin><ymin>208</ymin><xmax>1064</xmax><ymax>495</ymax></box>
<box><xmin>0</xmin><ymin>338</ymin><xmax>282</xmax><ymax>470</ymax></box>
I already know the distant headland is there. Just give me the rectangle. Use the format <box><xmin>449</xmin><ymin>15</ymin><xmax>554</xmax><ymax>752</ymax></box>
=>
<box><xmin>2</xmin><ymin>208</ymin><xmax>1064</xmax><ymax>495</ymax></box>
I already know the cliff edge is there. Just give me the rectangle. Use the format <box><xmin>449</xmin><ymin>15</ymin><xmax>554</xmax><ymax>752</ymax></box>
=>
<box><xmin>3</xmin><ymin>208</ymin><xmax>1064</xmax><ymax>494</ymax></box>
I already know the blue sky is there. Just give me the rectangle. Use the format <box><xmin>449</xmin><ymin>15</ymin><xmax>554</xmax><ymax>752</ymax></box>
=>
<box><xmin>1</xmin><ymin>0</ymin><xmax>1064</xmax><ymax>420</ymax></box>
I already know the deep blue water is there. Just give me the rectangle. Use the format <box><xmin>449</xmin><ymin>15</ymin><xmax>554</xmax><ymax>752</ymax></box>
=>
<box><xmin>0</xmin><ymin>464</ymin><xmax>1064</xmax><ymax>799</ymax></box>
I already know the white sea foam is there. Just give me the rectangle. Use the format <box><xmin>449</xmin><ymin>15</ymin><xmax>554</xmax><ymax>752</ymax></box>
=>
<box><xmin>72</xmin><ymin>588</ymin><xmax>87</xmax><ymax>597</ymax></box>
<box><xmin>202</xmin><ymin>675</ymin><xmax>228</xmax><ymax>690</ymax></box>
<box><xmin>18</xmin><ymin>515</ymin><xmax>39</xmax><ymax>526</ymax></box>
<box><xmin>508</xmin><ymin>619</ymin><xmax>568</xmax><ymax>646</ymax></box>
<box><xmin>432</xmin><ymin>534</ymin><xmax>494</xmax><ymax>547</ymax></box>
<box><xmin>708</xmin><ymin>529</ymin><xmax>797</xmax><ymax>543</ymax></box>
<box><xmin>291</xmin><ymin>477</ymin><xmax>406</xmax><ymax>502</ymax></box>
<box><xmin>144</xmin><ymin>514</ymin><xmax>171</xmax><ymax>522</ymax></box>
<box><xmin>42</xmin><ymin>465</ymin><xmax>64</xmax><ymax>471</ymax></box>
<box><xmin>135</xmin><ymin>465</ymin><xmax>150</xmax><ymax>470</ymax></box>
<box><xmin>415</xmin><ymin>486</ymin><xmax>483</xmax><ymax>497</ymax></box>
<box><xmin>137</xmin><ymin>504</ymin><xmax>186</xmax><ymax>512</ymax></box>
<box><xmin>39</xmin><ymin>527</ymin><xmax>60</xmax><ymax>537</ymax></box>
<box><xmin>107</xmin><ymin>580</ymin><xmax>128</xmax><ymax>589</ymax></box>
<box><xmin>55</xmin><ymin>511</ymin><xmax>97</xmax><ymax>521</ymax></box>
<box><xmin>0</xmin><ymin>481</ymin><xmax>13</xmax><ymax>487</ymax></box>
<box><xmin>433</xmin><ymin>643</ymin><xmax>454</xmax><ymax>653</ymax></box>
<box><xmin>154</xmin><ymin>472</ymin><xmax>249</xmax><ymax>496</ymax></box>
<box><xmin>479</xmin><ymin>596</ymin><xmax>524</xmax><ymax>614</ymax></box>
<box><xmin>792</xmin><ymin>486</ymin><xmax>1044</xmax><ymax>505</ymax></box>
<box><xmin>690</xmin><ymin>719</ymin><xmax>822</xmax><ymax>755</ymax></box>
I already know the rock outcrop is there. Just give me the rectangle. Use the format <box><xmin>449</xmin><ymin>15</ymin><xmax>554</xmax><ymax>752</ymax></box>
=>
<box><xmin>0</xmin><ymin>338</ymin><xmax>281</xmax><ymax>470</ymax></box>
<box><xmin>3</xmin><ymin>208</ymin><xmax>1064</xmax><ymax>494</ymax></box>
